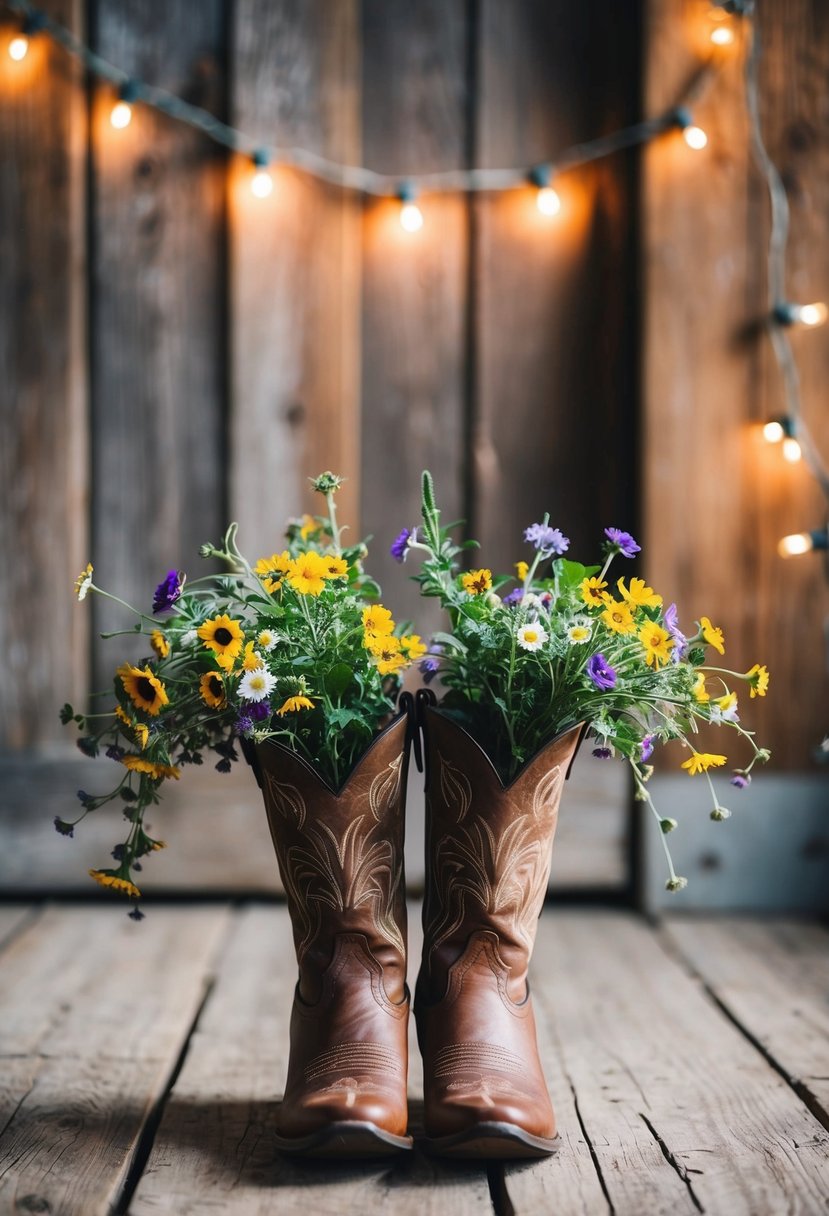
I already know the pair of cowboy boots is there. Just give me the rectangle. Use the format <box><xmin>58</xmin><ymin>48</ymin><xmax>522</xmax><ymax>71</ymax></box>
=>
<box><xmin>248</xmin><ymin>691</ymin><xmax>583</xmax><ymax>1158</ymax></box>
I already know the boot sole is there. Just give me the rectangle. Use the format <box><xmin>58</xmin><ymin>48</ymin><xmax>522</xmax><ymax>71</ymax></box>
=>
<box><xmin>274</xmin><ymin>1121</ymin><xmax>413</xmax><ymax>1158</ymax></box>
<box><xmin>423</xmin><ymin>1122</ymin><xmax>560</xmax><ymax>1159</ymax></box>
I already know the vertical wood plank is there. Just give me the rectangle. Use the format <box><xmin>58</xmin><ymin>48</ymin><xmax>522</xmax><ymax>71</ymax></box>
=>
<box><xmin>643</xmin><ymin>0</ymin><xmax>829</xmax><ymax>766</ymax></box>
<box><xmin>90</xmin><ymin>0</ymin><xmax>226</xmax><ymax>688</ymax></box>
<box><xmin>475</xmin><ymin>0</ymin><xmax>641</xmax><ymax>571</ymax></box>
<box><xmin>0</xmin><ymin>0</ymin><xmax>87</xmax><ymax>748</ymax></box>
<box><xmin>229</xmin><ymin>0</ymin><xmax>361</xmax><ymax>558</ymax></box>
<box><xmin>360</xmin><ymin>0</ymin><xmax>470</xmax><ymax>629</ymax></box>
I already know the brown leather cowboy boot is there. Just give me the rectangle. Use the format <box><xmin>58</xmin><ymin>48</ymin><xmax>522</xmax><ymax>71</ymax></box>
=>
<box><xmin>247</xmin><ymin>703</ymin><xmax>413</xmax><ymax>1157</ymax></box>
<box><xmin>414</xmin><ymin>695</ymin><xmax>583</xmax><ymax>1158</ymax></box>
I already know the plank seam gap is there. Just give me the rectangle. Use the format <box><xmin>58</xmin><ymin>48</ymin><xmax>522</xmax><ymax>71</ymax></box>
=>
<box><xmin>566</xmin><ymin>1076</ymin><xmax>616</xmax><ymax>1215</ymax></box>
<box><xmin>486</xmin><ymin>1161</ymin><xmax>514</xmax><ymax>1216</ymax></box>
<box><xmin>639</xmin><ymin>1112</ymin><xmax>704</xmax><ymax>1212</ymax></box>
<box><xmin>657</xmin><ymin>927</ymin><xmax>829</xmax><ymax>1134</ymax></box>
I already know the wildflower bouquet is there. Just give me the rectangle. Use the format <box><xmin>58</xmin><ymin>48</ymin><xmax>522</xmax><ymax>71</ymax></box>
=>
<box><xmin>61</xmin><ymin>473</ymin><xmax>424</xmax><ymax>914</ymax></box>
<box><xmin>399</xmin><ymin>471</ymin><xmax>771</xmax><ymax>890</ymax></box>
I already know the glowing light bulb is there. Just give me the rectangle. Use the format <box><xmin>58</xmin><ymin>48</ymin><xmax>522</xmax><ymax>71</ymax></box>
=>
<box><xmin>778</xmin><ymin>532</ymin><xmax>813</xmax><ymax>557</ymax></box>
<box><xmin>710</xmin><ymin>26</ymin><xmax>735</xmax><ymax>46</ymax></box>
<box><xmin>763</xmin><ymin>420</ymin><xmax>785</xmax><ymax>443</ymax></box>
<box><xmin>251</xmin><ymin>168</ymin><xmax>273</xmax><ymax>198</ymax></box>
<box><xmin>683</xmin><ymin>125</ymin><xmax>708</xmax><ymax>151</ymax></box>
<box><xmin>536</xmin><ymin>186</ymin><xmax>561</xmax><ymax>217</ymax></box>
<box><xmin>782</xmin><ymin>436</ymin><xmax>802</xmax><ymax>463</ymax></box>
<box><xmin>110</xmin><ymin>100</ymin><xmax>133</xmax><ymax>130</ymax></box>
<box><xmin>8</xmin><ymin>35</ymin><xmax>29</xmax><ymax>61</ymax></box>
<box><xmin>797</xmin><ymin>302</ymin><xmax>828</xmax><ymax>327</ymax></box>
<box><xmin>400</xmin><ymin>201</ymin><xmax>423</xmax><ymax>232</ymax></box>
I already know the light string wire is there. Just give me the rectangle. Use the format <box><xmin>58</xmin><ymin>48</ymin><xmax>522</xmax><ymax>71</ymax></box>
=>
<box><xmin>744</xmin><ymin>6</ymin><xmax>829</xmax><ymax>506</ymax></box>
<box><xmin>5</xmin><ymin>0</ymin><xmax>714</xmax><ymax>197</ymax></box>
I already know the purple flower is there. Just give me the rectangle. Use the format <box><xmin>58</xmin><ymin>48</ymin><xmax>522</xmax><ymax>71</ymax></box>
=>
<box><xmin>153</xmin><ymin>570</ymin><xmax>185</xmax><ymax>614</ymax></box>
<box><xmin>419</xmin><ymin>644</ymin><xmax>443</xmax><ymax>684</ymax></box>
<box><xmin>586</xmin><ymin>653</ymin><xmax>617</xmax><ymax>691</ymax></box>
<box><xmin>391</xmin><ymin>526</ymin><xmax>418</xmax><ymax>563</ymax></box>
<box><xmin>105</xmin><ymin>743</ymin><xmax>125</xmax><ymax>761</ymax></box>
<box><xmin>640</xmin><ymin>734</ymin><xmax>656</xmax><ymax>762</ymax></box>
<box><xmin>524</xmin><ymin>523</ymin><xmax>570</xmax><ymax>555</ymax></box>
<box><xmin>128</xmin><ymin>907</ymin><xmax>145</xmax><ymax>921</ymax></box>
<box><xmin>503</xmin><ymin>587</ymin><xmax>524</xmax><ymax>606</ymax></box>
<box><xmin>235</xmin><ymin>714</ymin><xmax>254</xmax><ymax>736</ymax></box>
<box><xmin>730</xmin><ymin>772</ymin><xmax>751</xmax><ymax>790</ymax></box>
<box><xmin>592</xmin><ymin>746</ymin><xmax>613</xmax><ymax>759</ymax></box>
<box><xmin>249</xmin><ymin>699</ymin><xmax>271</xmax><ymax>722</ymax></box>
<box><xmin>663</xmin><ymin>603</ymin><xmax>687</xmax><ymax>661</ymax></box>
<box><xmin>604</xmin><ymin>528</ymin><xmax>640</xmax><ymax>558</ymax></box>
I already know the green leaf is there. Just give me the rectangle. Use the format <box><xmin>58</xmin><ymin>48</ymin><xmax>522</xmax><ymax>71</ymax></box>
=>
<box><xmin>431</xmin><ymin>630</ymin><xmax>468</xmax><ymax>654</ymax></box>
<box><xmin>326</xmin><ymin>707</ymin><xmax>370</xmax><ymax>733</ymax></box>
<box><xmin>322</xmin><ymin>662</ymin><xmax>354</xmax><ymax>699</ymax></box>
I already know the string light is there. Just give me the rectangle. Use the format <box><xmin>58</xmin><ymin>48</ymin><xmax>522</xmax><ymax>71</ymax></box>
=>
<box><xmin>8</xmin><ymin>34</ymin><xmax>28</xmax><ymax>60</ymax></box>
<box><xmin>778</xmin><ymin>530</ymin><xmax>829</xmax><ymax>558</ymax></box>
<box><xmin>761</xmin><ymin>415</ymin><xmax>801</xmax><ymax>462</ymax></box>
<box><xmin>710</xmin><ymin>26</ymin><xmax>735</xmax><ymax>47</ymax></box>
<box><xmin>529</xmin><ymin>164</ymin><xmax>561</xmax><ymax>217</ymax></box>
<box><xmin>397</xmin><ymin>183</ymin><xmax>423</xmax><ymax>233</ymax></box>
<box><xmin>250</xmin><ymin>150</ymin><xmax>274</xmax><ymax>198</ymax></box>
<box><xmin>762</xmin><ymin>418</ymin><xmax>785</xmax><ymax>444</ymax></box>
<box><xmin>7</xmin><ymin>11</ymin><xmax>44</xmax><ymax>60</ymax></box>
<box><xmin>672</xmin><ymin>106</ymin><xmax>708</xmax><ymax>151</ymax></box>
<box><xmin>110</xmin><ymin>81</ymin><xmax>138</xmax><ymax>130</ymax></box>
<box><xmin>773</xmin><ymin>301</ymin><xmax>828</xmax><ymax>329</ymax></box>
<box><xmin>782</xmin><ymin>436</ymin><xmax>802</xmax><ymax>464</ymax></box>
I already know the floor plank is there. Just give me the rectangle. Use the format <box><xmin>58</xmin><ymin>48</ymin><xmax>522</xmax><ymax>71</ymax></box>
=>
<box><xmin>514</xmin><ymin>911</ymin><xmax>829</xmax><ymax>1216</ymax></box>
<box><xmin>664</xmin><ymin>917</ymin><xmax>829</xmax><ymax>1125</ymax></box>
<box><xmin>0</xmin><ymin>905</ymin><xmax>232</xmax><ymax>1216</ymax></box>
<box><xmin>131</xmin><ymin>906</ymin><xmax>493</xmax><ymax>1215</ymax></box>
<box><xmin>0</xmin><ymin>904</ymin><xmax>39</xmax><ymax>953</ymax></box>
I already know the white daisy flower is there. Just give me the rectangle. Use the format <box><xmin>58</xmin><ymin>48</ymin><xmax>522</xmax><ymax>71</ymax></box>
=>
<box><xmin>238</xmin><ymin>668</ymin><xmax>277</xmax><ymax>702</ymax></box>
<box><xmin>567</xmin><ymin>622</ymin><xmax>592</xmax><ymax>644</ymax></box>
<box><xmin>257</xmin><ymin>629</ymin><xmax>278</xmax><ymax>651</ymax></box>
<box><xmin>516</xmin><ymin>623</ymin><xmax>549</xmax><ymax>652</ymax></box>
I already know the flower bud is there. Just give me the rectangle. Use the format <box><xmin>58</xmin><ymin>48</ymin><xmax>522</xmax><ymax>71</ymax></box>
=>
<box><xmin>665</xmin><ymin>875</ymin><xmax>688</xmax><ymax>892</ymax></box>
<box><xmin>311</xmin><ymin>471</ymin><xmax>343</xmax><ymax>494</ymax></box>
<box><xmin>710</xmin><ymin>806</ymin><xmax>731</xmax><ymax>821</ymax></box>
<box><xmin>660</xmin><ymin>817</ymin><xmax>678</xmax><ymax>833</ymax></box>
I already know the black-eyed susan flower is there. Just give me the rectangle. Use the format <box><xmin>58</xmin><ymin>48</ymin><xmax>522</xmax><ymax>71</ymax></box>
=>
<box><xmin>197</xmin><ymin>614</ymin><xmax>244</xmax><ymax>659</ymax></box>
<box><xmin>287</xmin><ymin>551</ymin><xmax>327</xmax><ymax>596</ymax></box>
<box><xmin>617</xmin><ymin>576</ymin><xmax>662</xmax><ymax>609</ymax></box>
<box><xmin>150</xmin><ymin>630</ymin><xmax>169</xmax><ymax>659</ymax></box>
<box><xmin>681</xmin><ymin>752</ymin><xmax>727</xmax><ymax>775</ymax></box>
<box><xmin>579</xmin><ymin>576</ymin><xmax>609</xmax><ymax>608</ymax></box>
<box><xmin>121</xmin><ymin>754</ymin><xmax>180</xmax><ymax>780</ymax></box>
<box><xmin>322</xmin><ymin>555</ymin><xmax>349</xmax><ymax>579</ymax></box>
<box><xmin>639</xmin><ymin>620</ymin><xmax>673</xmax><ymax>668</ymax></box>
<box><xmin>367</xmin><ymin>636</ymin><xmax>407</xmax><ymax>676</ymax></box>
<box><xmin>89</xmin><ymin>868</ymin><xmax>141</xmax><ymax>899</ymax></box>
<box><xmin>746</xmin><ymin>663</ymin><xmax>769</xmax><ymax>697</ymax></box>
<box><xmin>362</xmin><ymin>604</ymin><xmax>395</xmax><ymax>640</ymax></box>
<box><xmin>700</xmin><ymin>615</ymin><xmax>725</xmax><ymax>655</ymax></box>
<box><xmin>117</xmin><ymin>664</ymin><xmax>169</xmax><ymax>716</ymax></box>
<box><xmin>461</xmin><ymin>568</ymin><xmax>492</xmax><ymax>596</ymax></box>
<box><xmin>276</xmin><ymin>694</ymin><xmax>316</xmax><ymax>716</ymax></box>
<box><xmin>600</xmin><ymin>599</ymin><xmax>637</xmax><ymax>636</ymax></box>
<box><xmin>74</xmin><ymin>562</ymin><xmax>94</xmax><ymax>601</ymax></box>
<box><xmin>199</xmin><ymin>671</ymin><xmax>226</xmax><ymax>710</ymax></box>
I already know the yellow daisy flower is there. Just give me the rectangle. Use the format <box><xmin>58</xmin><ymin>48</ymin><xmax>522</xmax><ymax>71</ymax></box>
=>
<box><xmin>276</xmin><ymin>695</ymin><xmax>316</xmax><ymax>716</ymax></box>
<box><xmin>89</xmin><ymin>869</ymin><xmax>141</xmax><ymax>899</ymax></box>
<box><xmin>322</xmin><ymin>556</ymin><xmax>349</xmax><ymax>579</ymax></box>
<box><xmin>746</xmin><ymin>663</ymin><xmax>769</xmax><ymax>698</ymax></box>
<box><xmin>461</xmin><ymin>568</ymin><xmax>492</xmax><ymax>596</ymax></box>
<box><xmin>287</xmin><ymin>551</ymin><xmax>328</xmax><ymax>596</ymax></box>
<box><xmin>117</xmin><ymin>664</ymin><xmax>169</xmax><ymax>717</ymax></box>
<box><xmin>199</xmin><ymin>671</ymin><xmax>226</xmax><ymax>710</ymax></box>
<box><xmin>617</xmin><ymin>576</ymin><xmax>662</xmax><ymax>609</ymax></box>
<box><xmin>150</xmin><ymin>630</ymin><xmax>169</xmax><ymax>659</ymax></box>
<box><xmin>579</xmin><ymin>576</ymin><xmax>609</xmax><ymax>608</ymax></box>
<box><xmin>515</xmin><ymin>561</ymin><xmax>529</xmax><ymax>582</ymax></box>
<box><xmin>299</xmin><ymin>513</ymin><xmax>320</xmax><ymax>541</ymax></box>
<box><xmin>369</xmin><ymin>637</ymin><xmax>407</xmax><ymax>675</ymax></box>
<box><xmin>74</xmin><ymin>562</ymin><xmax>94</xmax><ymax>601</ymax></box>
<box><xmin>700</xmin><ymin>615</ymin><xmax>725</xmax><ymax>655</ymax></box>
<box><xmin>362</xmin><ymin>604</ymin><xmax>395</xmax><ymax>639</ymax></box>
<box><xmin>681</xmin><ymin>753</ymin><xmax>727</xmax><ymax>775</ymax></box>
<box><xmin>365</xmin><ymin>633</ymin><xmax>401</xmax><ymax>657</ymax></box>
<box><xmin>692</xmin><ymin>672</ymin><xmax>710</xmax><ymax>703</ymax></box>
<box><xmin>400</xmin><ymin>634</ymin><xmax>427</xmax><ymax>660</ymax></box>
<box><xmin>242</xmin><ymin>641</ymin><xmax>263</xmax><ymax>671</ymax></box>
<box><xmin>254</xmin><ymin>551</ymin><xmax>291</xmax><ymax>594</ymax></box>
<box><xmin>639</xmin><ymin>620</ymin><xmax>673</xmax><ymax>668</ymax></box>
<box><xmin>121</xmin><ymin>755</ymin><xmax>180</xmax><ymax>781</ymax></box>
<box><xmin>198</xmin><ymin>614</ymin><xmax>245</xmax><ymax>659</ymax></box>
<box><xmin>215</xmin><ymin>651</ymin><xmax>237</xmax><ymax>673</ymax></box>
<box><xmin>600</xmin><ymin>599</ymin><xmax>637</xmax><ymax>635</ymax></box>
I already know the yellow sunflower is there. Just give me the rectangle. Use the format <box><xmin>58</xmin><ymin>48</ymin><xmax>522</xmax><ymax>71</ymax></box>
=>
<box><xmin>461</xmin><ymin>568</ymin><xmax>492</xmax><ymax>596</ymax></box>
<box><xmin>681</xmin><ymin>753</ymin><xmax>727</xmax><ymax>775</ymax></box>
<box><xmin>117</xmin><ymin>664</ymin><xmax>169</xmax><ymax>717</ymax></box>
<box><xmin>150</xmin><ymin>630</ymin><xmax>169</xmax><ymax>659</ymax></box>
<box><xmin>114</xmin><ymin>704</ymin><xmax>150</xmax><ymax>750</ymax></box>
<box><xmin>121</xmin><ymin>755</ymin><xmax>180</xmax><ymax>781</ymax></box>
<box><xmin>199</xmin><ymin>671</ymin><xmax>227</xmax><ymax>709</ymax></box>
<box><xmin>197</xmin><ymin>614</ymin><xmax>245</xmax><ymax>659</ymax></box>
<box><xmin>639</xmin><ymin>620</ymin><xmax>673</xmax><ymax>668</ymax></box>
<box><xmin>579</xmin><ymin>576</ymin><xmax>609</xmax><ymax>608</ymax></box>
<box><xmin>276</xmin><ymin>695</ymin><xmax>316</xmax><ymax>716</ymax></box>
<box><xmin>287</xmin><ymin>551</ymin><xmax>328</xmax><ymax>596</ymax></box>
<box><xmin>700</xmin><ymin>615</ymin><xmax>725</xmax><ymax>655</ymax></box>
<box><xmin>600</xmin><ymin>599</ymin><xmax>637</xmax><ymax>635</ymax></box>
<box><xmin>89</xmin><ymin>869</ymin><xmax>141</xmax><ymax>899</ymax></box>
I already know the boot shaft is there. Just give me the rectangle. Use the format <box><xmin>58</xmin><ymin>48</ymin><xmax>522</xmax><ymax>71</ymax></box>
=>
<box><xmin>254</xmin><ymin>710</ymin><xmax>410</xmax><ymax>1003</ymax></box>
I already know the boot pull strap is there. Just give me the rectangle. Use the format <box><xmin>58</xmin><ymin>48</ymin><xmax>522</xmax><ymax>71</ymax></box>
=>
<box><xmin>412</xmin><ymin>687</ymin><xmax>436</xmax><ymax>776</ymax></box>
<box><xmin>398</xmin><ymin>691</ymin><xmax>421</xmax><ymax>773</ymax></box>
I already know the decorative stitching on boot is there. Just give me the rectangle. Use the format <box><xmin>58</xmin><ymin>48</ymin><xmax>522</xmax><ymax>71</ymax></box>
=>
<box><xmin>433</xmin><ymin>1041</ymin><xmax>526</xmax><ymax>1078</ymax></box>
<box><xmin>304</xmin><ymin>1042</ymin><xmax>401</xmax><ymax>1082</ymax></box>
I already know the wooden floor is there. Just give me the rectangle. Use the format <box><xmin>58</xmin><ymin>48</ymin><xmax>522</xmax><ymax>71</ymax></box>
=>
<box><xmin>1</xmin><ymin>905</ymin><xmax>827</xmax><ymax>1215</ymax></box>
